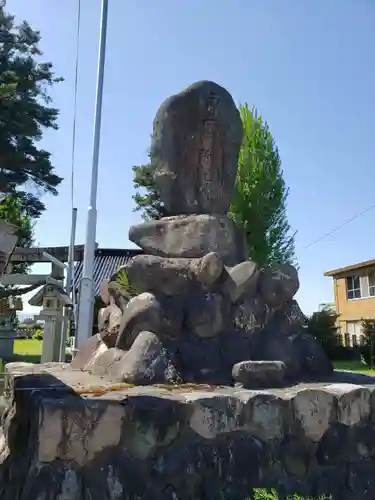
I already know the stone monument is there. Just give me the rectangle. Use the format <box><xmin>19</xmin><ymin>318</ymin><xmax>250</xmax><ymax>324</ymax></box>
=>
<box><xmin>72</xmin><ymin>80</ymin><xmax>333</xmax><ymax>387</ymax></box>
<box><xmin>3</xmin><ymin>82</ymin><xmax>375</xmax><ymax>500</ymax></box>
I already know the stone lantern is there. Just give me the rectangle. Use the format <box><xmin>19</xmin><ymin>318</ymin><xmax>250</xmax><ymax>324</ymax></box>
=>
<box><xmin>0</xmin><ymin>295</ymin><xmax>22</xmax><ymax>358</ymax></box>
<box><xmin>29</xmin><ymin>284</ymin><xmax>71</xmax><ymax>363</ymax></box>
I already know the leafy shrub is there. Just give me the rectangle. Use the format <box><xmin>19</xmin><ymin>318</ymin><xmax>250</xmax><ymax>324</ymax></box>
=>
<box><xmin>304</xmin><ymin>307</ymin><xmax>340</xmax><ymax>360</ymax></box>
<box><xmin>360</xmin><ymin>319</ymin><xmax>375</xmax><ymax>366</ymax></box>
<box><xmin>329</xmin><ymin>344</ymin><xmax>361</xmax><ymax>361</ymax></box>
<box><xmin>115</xmin><ymin>268</ymin><xmax>138</xmax><ymax>297</ymax></box>
<box><xmin>19</xmin><ymin>323</ymin><xmax>40</xmax><ymax>331</ymax></box>
<box><xmin>32</xmin><ymin>329</ymin><xmax>43</xmax><ymax>341</ymax></box>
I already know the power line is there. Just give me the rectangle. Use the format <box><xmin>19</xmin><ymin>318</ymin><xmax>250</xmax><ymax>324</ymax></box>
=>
<box><xmin>304</xmin><ymin>202</ymin><xmax>375</xmax><ymax>250</ymax></box>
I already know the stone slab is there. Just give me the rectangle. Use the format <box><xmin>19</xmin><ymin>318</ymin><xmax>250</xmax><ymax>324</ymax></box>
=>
<box><xmin>3</xmin><ymin>362</ymin><xmax>375</xmax><ymax>498</ymax></box>
<box><xmin>151</xmin><ymin>80</ymin><xmax>243</xmax><ymax>215</ymax></box>
<box><xmin>232</xmin><ymin>360</ymin><xmax>286</xmax><ymax>388</ymax></box>
<box><xmin>129</xmin><ymin>214</ymin><xmax>248</xmax><ymax>266</ymax></box>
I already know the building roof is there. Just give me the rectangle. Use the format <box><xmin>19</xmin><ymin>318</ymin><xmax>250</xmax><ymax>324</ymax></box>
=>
<box><xmin>73</xmin><ymin>248</ymin><xmax>142</xmax><ymax>296</ymax></box>
<box><xmin>324</xmin><ymin>258</ymin><xmax>375</xmax><ymax>278</ymax></box>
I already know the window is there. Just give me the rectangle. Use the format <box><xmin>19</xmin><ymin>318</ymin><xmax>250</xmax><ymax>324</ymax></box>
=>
<box><xmin>369</xmin><ymin>272</ymin><xmax>375</xmax><ymax>297</ymax></box>
<box><xmin>345</xmin><ymin>271</ymin><xmax>375</xmax><ymax>300</ymax></box>
<box><xmin>347</xmin><ymin>321</ymin><xmax>361</xmax><ymax>336</ymax></box>
<box><xmin>347</xmin><ymin>321</ymin><xmax>362</xmax><ymax>346</ymax></box>
<box><xmin>347</xmin><ymin>275</ymin><xmax>361</xmax><ymax>299</ymax></box>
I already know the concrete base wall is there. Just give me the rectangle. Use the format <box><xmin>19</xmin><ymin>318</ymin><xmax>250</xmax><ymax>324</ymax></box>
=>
<box><xmin>2</xmin><ymin>362</ymin><xmax>375</xmax><ymax>499</ymax></box>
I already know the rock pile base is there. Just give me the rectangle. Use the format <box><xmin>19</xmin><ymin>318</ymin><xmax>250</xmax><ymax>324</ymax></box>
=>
<box><xmin>75</xmin><ymin>81</ymin><xmax>333</xmax><ymax>388</ymax></box>
<box><xmin>2</xmin><ymin>362</ymin><xmax>375</xmax><ymax>500</ymax></box>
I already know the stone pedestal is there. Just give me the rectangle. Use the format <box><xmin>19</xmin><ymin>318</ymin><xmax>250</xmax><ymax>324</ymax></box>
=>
<box><xmin>0</xmin><ymin>335</ymin><xmax>14</xmax><ymax>359</ymax></box>
<box><xmin>0</xmin><ymin>311</ymin><xmax>15</xmax><ymax>360</ymax></box>
<box><xmin>36</xmin><ymin>313</ymin><xmax>63</xmax><ymax>363</ymax></box>
<box><xmin>3</xmin><ymin>362</ymin><xmax>375</xmax><ymax>499</ymax></box>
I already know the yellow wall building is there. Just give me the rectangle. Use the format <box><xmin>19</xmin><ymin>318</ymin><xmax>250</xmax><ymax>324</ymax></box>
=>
<box><xmin>325</xmin><ymin>258</ymin><xmax>375</xmax><ymax>344</ymax></box>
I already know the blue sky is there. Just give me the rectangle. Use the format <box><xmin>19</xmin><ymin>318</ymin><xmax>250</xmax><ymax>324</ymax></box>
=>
<box><xmin>7</xmin><ymin>0</ymin><xmax>375</xmax><ymax>314</ymax></box>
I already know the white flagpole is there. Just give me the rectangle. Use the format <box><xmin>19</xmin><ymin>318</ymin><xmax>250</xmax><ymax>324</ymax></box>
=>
<box><xmin>76</xmin><ymin>0</ymin><xmax>108</xmax><ymax>348</ymax></box>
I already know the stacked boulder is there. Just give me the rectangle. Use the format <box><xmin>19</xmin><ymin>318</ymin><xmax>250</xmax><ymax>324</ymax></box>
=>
<box><xmin>72</xmin><ymin>81</ymin><xmax>332</xmax><ymax>388</ymax></box>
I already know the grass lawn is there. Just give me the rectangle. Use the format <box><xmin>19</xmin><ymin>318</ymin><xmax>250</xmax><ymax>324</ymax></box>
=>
<box><xmin>333</xmin><ymin>359</ymin><xmax>375</xmax><ymax>376</ymax></box>
<box><xmin>12</xmin><ymin>339</ymin><xmax>42</xmax><ymax>364</ymax></box>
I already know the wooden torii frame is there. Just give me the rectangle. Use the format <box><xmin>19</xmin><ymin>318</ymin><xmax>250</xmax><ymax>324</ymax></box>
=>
<box><xmin>0</xmin><ymin>239</ymin><xmax>94</xmax><ymax>362</ymax></box>
<box><xmin>4</xmin><ymin>244</ymin><xmax>87</xmax><ymax>286</ymax></box>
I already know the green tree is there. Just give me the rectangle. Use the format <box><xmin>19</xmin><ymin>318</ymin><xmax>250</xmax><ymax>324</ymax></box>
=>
<box><xmin>360</xmin><ymin>319</ymin><xmax>375</xmax><ymax>368</ymax></box>
<box><xmin>0</xmin><ymin>195</ymin><xmax>33</xmax><ymax>274</ymax></box>
<box><xmin>229</xmin><ymin>105</ymin><xmax>296</xmax><ymax>267</ymax></box>
<box><xmin>132</xmin><ymin>104</ymin><xmax>296</xmax><ymax>267</ymax></box>
<box><xmin>133</xmin><ymin>162</ymin><xmax>169</xmax><ymax>220</ymax></box>
<box><xmin>305</xmin><ymin>307</ymin><xmax>339</xmax><ymax>359</ymax></box>
<box><xmin>0</xmin><ymin>5</ymin><xmax>63</xmax><ymax>218</ymax></box>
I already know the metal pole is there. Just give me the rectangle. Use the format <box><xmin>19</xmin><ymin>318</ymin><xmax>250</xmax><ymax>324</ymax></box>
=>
<box><xmin>59</xmin><ymin>207</ymin><xmax>77</xmax><ymax>361</ymax></box>
<box><xmin>76</xmin><ymin>0</ymin><xmax>108</xmax><ymax>348</ymax></box>
<box><xmin>66</xmin><ymin>208</ymin><xmax>78</xmax><ymax>298</ymax></box>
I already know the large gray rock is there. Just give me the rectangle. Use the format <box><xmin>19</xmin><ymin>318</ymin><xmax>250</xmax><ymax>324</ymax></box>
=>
<box><xmin>232</xmin><ymin>360</ymin><xmax>286</xmax><ymax>388</ymax></box>
<box><xmin>222</xmin><ymin>260</ymin><xmax>260</xmax><ymax>303</ymax></box>
<box><xmin>253</xmin><ymin>330</ymin><xmax>301</xmax><ymax>379</ymax></box>
<box><xmin>99</xmin><ymin>279</ymin><xmax>110</xmax><ymax>305</ymax></box>
<box><xmin>269</xmin><ymin>300</ymin><xmax>306</xmax><ymax>337</ymax></box>
<box><xmin>232</xmin><ymin>295</ymin><xmax>271</xmax><ymax>336</ymax></box>
<box><xmin>197</xmin><ymin>252</ymin><xmax>224</xmax><ymax>287</ymax></box>
<box><xmin>176</xmin><ymin>334</ymin><xmax>228</xmax><ymax>383</ymax></box>
<box><xmin>151</xmin><ymin>80</ymin><xmax>243</xmax><ymax>215</ymax></box>
<box><xmin>97</xmin><ymin>305</ymin><xmax>111</xmax><ymax>332</ymax></box>
<box><xmin>259</xmin><ymin>263</ymin><xmax>300</xmax><ymax>307</ymax></box>
<box><xmin>293</xmin><ymin>332</ymin><xmax>333</xmax><ymax>377</ymax></box>
<box><xmin>107</xmin><ymin>303</ymin><xmax>123</xmax><ymax>332</ymax></box>
<box><xmin>129</xmin><ymin>213</ymin><xmax>248</xmax><ymax>266</ymax></box>
<box><xmin>116</xmin><ymin>292</ymin><xmax>182</xmax><ymax>350</ymax></box>
<box><xmin>70</xmin><ymin>334</ymin><xmax>109</xmax><ymax>371</ymax></box>
<box><xmin>107</xmin><ymin>280</ymin><xmax>132</xmax><ymax>310</ymax></box>
<box><xmin>110</xmin><ymin>331</ymin><xmax>179</xmax><ymax>385</ymax></box>
<box><xmin>251</xmin><ymin>319</ymin><xmax>333</xmax><ymax>380</ymax></box>
<box><xmin>98</xmin><ymin>303</ymin><xmax>122</xmax><ymax>348</ymax></box>
<box><xmin>220</xmin><ymin>330</ymin><xmax>252</xmax><ymax>368</ymax></box>
<box><xmin>126</xmin><ymin>253</ymin><xmax>224</xmax><ymax>296</ymax></box>
<box><xmin>89</xmin><ymin>346</ymin><xmax>126</xmax><ymax>377</ymax></box>
<box><xmin>184</xmin><ymin>292</ymin><xmax>228</xmax><ymax>339</ymax></box>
